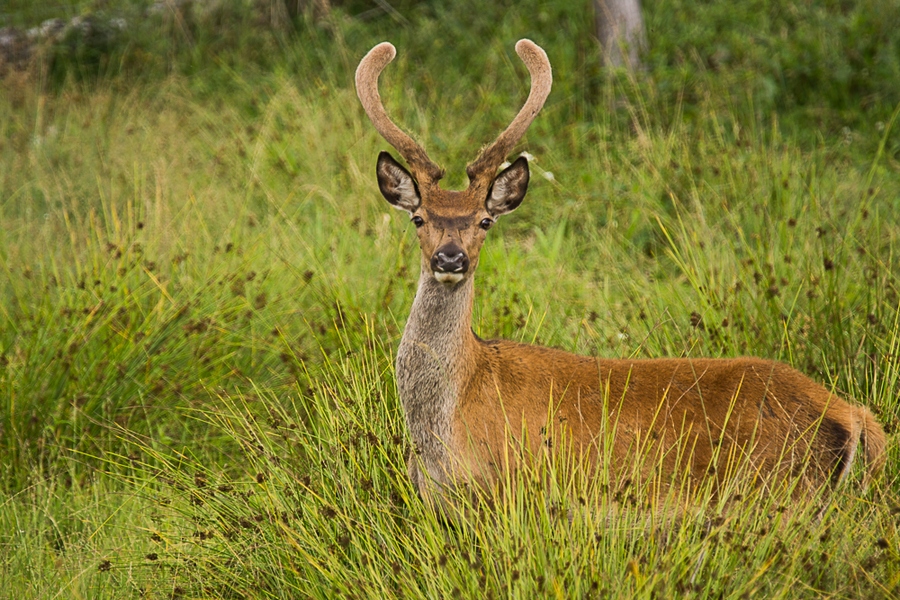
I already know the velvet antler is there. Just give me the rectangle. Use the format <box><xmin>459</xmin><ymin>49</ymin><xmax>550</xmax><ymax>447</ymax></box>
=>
<box><xmin>465</xmin><ymin>39</ymin><xmax>552</xmax><ymax>194</ymax></box>
<box><xmin>355</xmin><ymin>42</ymin><xmax>444</xmax><ymax>186</ymax></box>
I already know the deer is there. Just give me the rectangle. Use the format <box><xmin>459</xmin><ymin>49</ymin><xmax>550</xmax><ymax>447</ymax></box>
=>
<box><xmin>355</xmin><ymin>39</ymin><xmax>886</xmax><ymax>512</ymax></box>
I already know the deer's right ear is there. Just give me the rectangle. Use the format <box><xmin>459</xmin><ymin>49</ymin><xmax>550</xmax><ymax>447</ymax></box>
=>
<box><xmin>377</xmin><ymin>152</ymin><xmax>421</xmax><ymax>212</ymax></box>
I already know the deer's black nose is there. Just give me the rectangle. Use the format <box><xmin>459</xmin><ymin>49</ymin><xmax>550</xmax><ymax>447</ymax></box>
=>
<box><xmin>432</xmin><ymin>245</ymin><xmax>469</xmax><ymax>273</ymax></box>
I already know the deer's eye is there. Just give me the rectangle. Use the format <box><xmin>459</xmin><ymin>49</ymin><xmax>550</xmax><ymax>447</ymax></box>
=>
<box><xmin>411</xmin><ymin>216</ymin><xmax>424</xmax><ymax>228</ymax></box>
<box><xmin>479</xmin><ymin>218</ymin><xmax>494</xmax><ymax>230</ymax></box>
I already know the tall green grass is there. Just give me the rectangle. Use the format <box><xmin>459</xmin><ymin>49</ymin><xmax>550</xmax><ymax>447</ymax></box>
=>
<box><xmin>2</xmin><ymin>1</ymin><xmax>899</xmax><ymax>597</ymax></box>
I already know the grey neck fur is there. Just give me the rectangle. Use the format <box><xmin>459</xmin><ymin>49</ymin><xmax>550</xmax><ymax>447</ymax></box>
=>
<box><xmin>396</xmin><ymin>265</ymin><xmax>477</xmax><ymax>488</ymax></box>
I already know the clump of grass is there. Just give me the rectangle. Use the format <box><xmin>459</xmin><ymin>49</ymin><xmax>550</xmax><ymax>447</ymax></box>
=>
<box><xmin>95</xmin><ymin>328</ymin><xmax>899</xmax><ymax>598</ymax></box>
<box><xmin>0</xmin><ymin>466</ymin><xmax>164</xmax><ymax>598</ymax></box>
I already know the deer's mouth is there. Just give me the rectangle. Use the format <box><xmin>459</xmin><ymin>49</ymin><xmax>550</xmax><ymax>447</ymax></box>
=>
<box><xmin>433</xmin><ymin>271</ymin><xmax>464</xmax><ymax>284</ymax></box>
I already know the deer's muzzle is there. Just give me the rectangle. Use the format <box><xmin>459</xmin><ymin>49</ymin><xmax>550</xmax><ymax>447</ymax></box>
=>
<box><xmin>431</xmin><ymin>243</ymin><xmax>469</xmax><ymax>283</ymax></box>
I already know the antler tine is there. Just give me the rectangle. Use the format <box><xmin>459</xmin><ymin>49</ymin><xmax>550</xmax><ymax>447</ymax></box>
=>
<box><xmin>355</xmin><ymin>42</ymin><xmax>444</xmax><ymax>185</ymax></box>
<box><xmin>466</xmin><ymin>39</ymin><xmax>552</xmax><ymax>190</ymax></box>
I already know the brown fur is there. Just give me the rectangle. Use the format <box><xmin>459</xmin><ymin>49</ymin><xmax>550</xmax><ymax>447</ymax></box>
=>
<box><xmin>460</xmin><ymin>341</ymin><xmax>885</xmax><ymax>488</ymax></box>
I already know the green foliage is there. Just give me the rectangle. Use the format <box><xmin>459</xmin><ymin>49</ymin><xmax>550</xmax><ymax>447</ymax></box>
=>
<box><xmin>645</xmin><ymin>0</ymin><xmax>900</xmax><ymax>135</ymax></box>
<box><xmin>1</xmin><ymin>0</ymin><xmax>900</xmax><ymax>597</ymax></box>
<box><xmin>8</xmin><ymin>0</ymin><xmax>900</xmax><ymax>155</ymax></box>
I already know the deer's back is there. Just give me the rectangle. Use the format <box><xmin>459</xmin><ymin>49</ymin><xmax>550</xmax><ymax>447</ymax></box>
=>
<box><xmin>457</xmin><ymin>341</ymin><xmax>867</xmax><ymax>487</ymax></box>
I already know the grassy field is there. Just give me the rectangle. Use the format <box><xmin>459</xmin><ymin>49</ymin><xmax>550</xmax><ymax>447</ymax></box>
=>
<box><xmin>2</xmin><ymin>0</ymin><xmax>900</xmax><ymax>597</ymax></box>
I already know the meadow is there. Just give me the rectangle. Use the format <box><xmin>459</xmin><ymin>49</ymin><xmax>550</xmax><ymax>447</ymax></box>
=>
<box><xmin>2</xmin><ymin>0</ymin><xmax>900</xmax><ymax>597</ymax></box>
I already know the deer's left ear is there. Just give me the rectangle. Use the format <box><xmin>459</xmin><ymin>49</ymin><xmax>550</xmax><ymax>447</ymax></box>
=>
<box><xmin>486</xmin><ymin>156</ymin><xmax>529</xmax><ymax>217</ymax></box>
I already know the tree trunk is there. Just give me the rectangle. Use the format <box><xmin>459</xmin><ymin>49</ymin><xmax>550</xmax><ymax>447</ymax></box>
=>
<box><xmin>289</xmin><ymin>0</ymin><xmax>332</xmax><ymax>20</ymax></box>
<box><xmin>257</xmin><ymin>0</ymin><xmax>331</xmax><ymax>30</ymax></box>
<box><xmin>593</xmin><ymin>0</ymin><xmax>646</xmax><ymax>70</ymax></box>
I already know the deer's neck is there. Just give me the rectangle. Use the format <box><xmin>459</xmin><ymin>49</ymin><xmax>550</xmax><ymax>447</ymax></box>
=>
<box><xmin>396</xmin><ymin>267</ymin><xmax>479</xmax><ymax>474</ymax></box>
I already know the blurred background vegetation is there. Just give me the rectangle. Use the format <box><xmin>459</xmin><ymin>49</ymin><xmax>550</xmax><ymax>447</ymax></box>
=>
<box><xmin>3</xmin><ymin>0</ymin><xmax>899</xmax><ymax>146</ymax></box>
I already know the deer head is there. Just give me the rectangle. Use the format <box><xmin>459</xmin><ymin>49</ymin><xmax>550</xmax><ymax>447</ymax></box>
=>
<box><xmin>356</xmin><ymin>40</ymin><xmax>552</xmax><ymax>285</ymax></box>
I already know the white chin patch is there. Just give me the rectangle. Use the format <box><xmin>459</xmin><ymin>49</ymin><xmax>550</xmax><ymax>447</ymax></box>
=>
<box><xmin>433</xmin><ymin>272</ymin><xmax>464</xmax><ymax>284</ymax></box>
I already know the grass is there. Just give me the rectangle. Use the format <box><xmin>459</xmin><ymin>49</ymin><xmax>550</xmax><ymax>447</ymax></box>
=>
<box><xmin>2</xmin><ymin>0</ymin><xmax>900</xmax><ymax>597</ymax></box>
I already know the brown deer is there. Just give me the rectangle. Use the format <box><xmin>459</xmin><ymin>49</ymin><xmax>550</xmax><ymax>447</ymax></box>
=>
<box><xmin>355</xmin><ymin>39</ymin><xmax>886</xmax><ymax>510</ymax></box>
